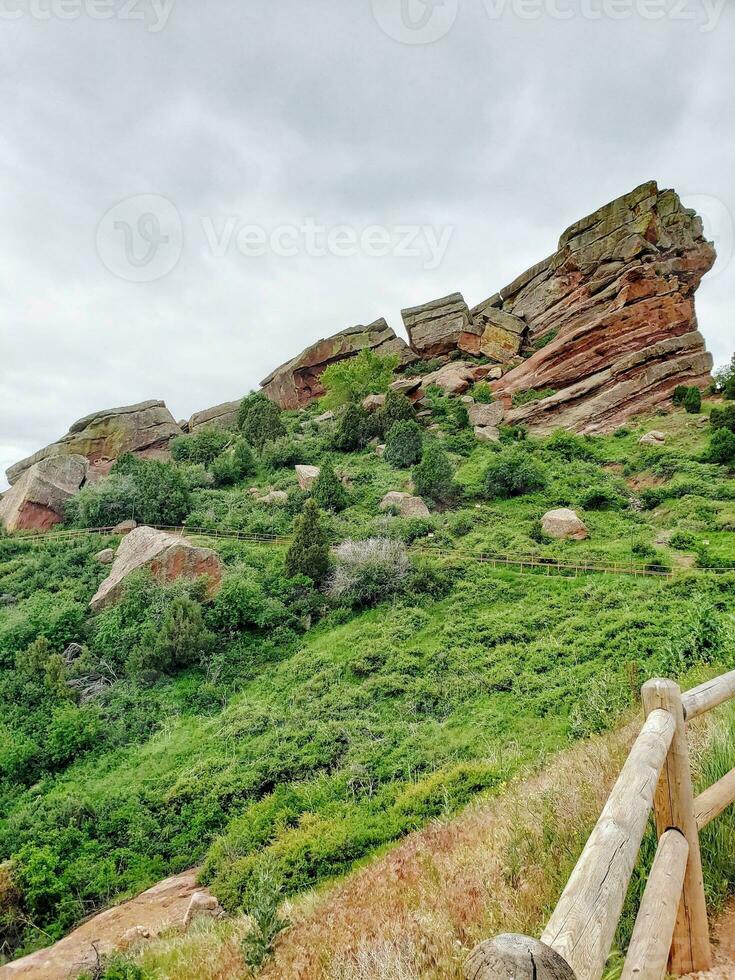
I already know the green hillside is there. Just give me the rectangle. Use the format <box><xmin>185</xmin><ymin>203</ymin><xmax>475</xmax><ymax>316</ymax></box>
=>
<box><xmin>2</xmin><ymin>379</ymin><xmax>735</xmax><ymax>962</ymax></box>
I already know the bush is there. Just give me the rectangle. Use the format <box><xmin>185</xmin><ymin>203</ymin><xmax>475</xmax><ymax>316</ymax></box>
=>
<box><xmin>512</xmin><ymin>388</ymin><xmax>556</xmax><ymax>407</ymax></box>
<box><xmin>712</xmin><ymin>355</ymin><xmax>735</xmax><ymax>399</ymax></box>
<box><xmin>579</xmin><ymin>486</ymin><xmax>624</xmax><ymax>511</ymax></box>
<box><xmin>377</xmin><ymin>390</ymin><xmax>415</xmax><ymax>435</ymax></box>
<box><xmin>311</xmin><ymin>460</ymin><xmax>348</xmax><ymax>512</ymax></box>
<box><xmin>709</xmin><ymin>428</ymin><xmax>735</xmax><ymax>465</ymax></box>
<box><xmin>241</xmin><ymin>859</ymin><xmax>289</xmax><ymax>971</ymax></box>
<box><xmin>238</xmin><ymin>393</ymin><xmax>286</xmax><ymax>449</ymax></box>
<box><xmin>332</xmin><ymin>404</ymin><xmax>376</xmax><ymax>452</ymax></box>
<box><xmin>483</xmin><ymin>447</ymin><xmax>547</xmax><ymax>499</ymax></box>
<box><xmin>384</xmin><ymin>420</ymin><xmax>423</xmax><ymax>468</ymax></box>
<box><xmin>412</xmin><ymin>442</ymin><xmax>456</xmax><ymax>505</ymax></box>
<box><xmin>285</xmin><ymin>500</ymin><xmax>330</xmax><ymax>583</ymax></box>
<box><xmin>329</xmin><ymin>538</ymin><xmax>410</xmax><ymax>608</ymax></box>
<box><xmin>711</xmin><ymin>405</ymin><xmax>735</xmax><ymax>433</ymax></box>
<box><xmin>545</xmin><ymin>430</ymin><xmax>597</xmax><ymax>462</ymax></box>
<box><xmin>170</xmin><ymin>430</ymin><xmax>231</xmax><ymax>467</ymax></box>
<box><xmin>148</xmin><ymin>597</ymin><xmax>214</xmax><ymax>674</ymax></box>
<box><xmin>672</xmin><ymin>385</ymin><xmax>689</xmax><ymax>406</ymax></box>
<box><xmin>671</xmin><ymin>530</ymin><xmax>696</xmax><ymax>551</ymax></box>
<box><xmin>109</xmin><ymin>456</ymin><xmax>191</xmax><ymax>527</ymax></box>
<box><xmin>683</xmin><ymin>387</ymin><xmax>702</xmax><ymax>414</ymax></box>
<box><xmin>320</xmin><ymin>349</ymin><xmax>399</xmax><ymax>407</ymax></box>
<box><xmin>471</xmin><ymin>382</ymin><xmax>494</xmax><ymax>404</ymax></box>
<box><xmin>65</xmin><ymin>474</ymin><xmax>137</xmax><ymax>528</ymax></box>
<box><xmin>260</xmin><ymin>436</ymin><xmax>304</xmax><ymax>471</ymax></box>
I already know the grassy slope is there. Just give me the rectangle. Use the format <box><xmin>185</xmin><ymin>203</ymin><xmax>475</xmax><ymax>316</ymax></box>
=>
<box><xmin>1</xmin><ymin>401</ymin><xmax>735</xmax><ymax>962</ymax></box>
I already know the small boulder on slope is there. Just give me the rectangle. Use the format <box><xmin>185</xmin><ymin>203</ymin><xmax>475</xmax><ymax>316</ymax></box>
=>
<box><xmin>541</xmin><ymin>508</ymin><xmax>589</xmax><ymax>541</ymax></box>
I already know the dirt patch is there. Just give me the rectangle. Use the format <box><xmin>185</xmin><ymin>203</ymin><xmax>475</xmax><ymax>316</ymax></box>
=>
<box><xmin>1</xmin><ymin>871</ymin><xmax>205</xmax><ymax>979</ymax></box>
<box><xmin>683</xmin><ymin>899</ymin><xmax>735</xmax><ymax>979</ymax></box>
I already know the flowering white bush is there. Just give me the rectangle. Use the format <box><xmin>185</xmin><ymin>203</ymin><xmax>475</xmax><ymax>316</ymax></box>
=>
<box><xmin>329</xmin><ymin>537</ymin><xmax>410</xmax><ymax>608</ymax></box>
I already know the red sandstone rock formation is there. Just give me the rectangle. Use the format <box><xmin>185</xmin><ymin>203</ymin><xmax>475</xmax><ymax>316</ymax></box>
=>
<box><xmin>0</xmin><ymin>455</ymin><xmax>89</xmax><ymax>533</ymax></box>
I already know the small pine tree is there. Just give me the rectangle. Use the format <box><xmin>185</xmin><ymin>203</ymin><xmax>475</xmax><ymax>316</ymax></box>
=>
<box><xmin>285</xmin><ymin>499</ymin><xmax>330</xmax><ymax>582</ymax></box>
<box><xmin>332</xmin><ymin>404</ymin><xmax>374</xmax><ymax>452</ymax></box>
<box><xmin>238</xmin><ymin>393</ymin><xmax>286</xmax><ymax>449</ymax></box>
<box><xmin>412</xmin><ymin>441</ymin><xmax>455</xmax><ymax>504</ymax></box>
<box><xmin>683</xmin><ymin>386</ymin><xmax>702</xmax><ymax>414</ymax></box>
<box><xmin>378</xmin><ymin>390</ymin><xmax>415</xmax><ymax>436</ymax></box>
<box><xmin>150</xmin><ymin>597</ymin><xmax>214</xmax><ymax>673</ymax></box>
<box><xmin>311</xmin><ymin>460</ymin><xmax>348</xmax><ymax>512</ymax></box>
<box><xmin>384</xmin><ymin>420</ymin><xmax>423</xmax><ymax>468</ymax></box>
<box><xmin>672</xmin><ymin>385</ymin><xmax>689</xmax><ymax>406</ymax></box>
<box><xmin>709</xmin><ymin>428</ymin><xmax>735</xmax><ymax>465</ymax></box>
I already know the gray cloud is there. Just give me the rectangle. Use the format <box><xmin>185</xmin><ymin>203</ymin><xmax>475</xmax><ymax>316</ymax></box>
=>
<box><xmin>1</xmin><ymin>0</ymin><xmax>734</xmax><ymax>488</ymax></box>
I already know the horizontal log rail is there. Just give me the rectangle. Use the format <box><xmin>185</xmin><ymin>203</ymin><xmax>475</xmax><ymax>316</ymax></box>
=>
<box><xmin>466</xmin><ymin>668</ymin><xmax>735</xmax><ymax>980</ymax></box>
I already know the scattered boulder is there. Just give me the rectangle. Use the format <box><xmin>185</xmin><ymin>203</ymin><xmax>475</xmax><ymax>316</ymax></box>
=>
<box><xmin>380</xmin><ymin>491</ymin><xmax>431</xmax><ymax>517</ymax></box>
<box><xmin>402</xmin><ymin>293</ymin><xmax>472</xmax><ymax>358</ymax></box>
<box><xmin>467</xmin><ymin>402</ymin><xmax>505</xmax><ymax>428</ymax></box>
<box><xmin>6</xmin><ymin>401</ymin><xmax>182</xmax><ymax>486</ymax></box>
<box><xmin>261</xmin><ymin>319</ymin><xmax>416</xmax><ymax>409</ymax></box>
<box><xmin>376</xmin><ymin>444</ymin><xmax>386</xmax><ymax>457</ymax></box>
<box><xmin>362</xmin><ymin>393</ymin><xmax>386</xmax><ymax>412</ymax></box>
<box><xmin>188</xmin><ymin>399</ymin><xmax>242</xmax><ymax>433</ymax></box>
<box><xmin>0</xmin><ymin>455</ymin><xmax>88</xmax><ymax>533</ymax></box>
<box><xmin>183</xmin><ymin>891</ymin><xmax>223</xmax><ymax>929</ymax></box>
<box><xmin>257</xmin><ymin>490</ymin><xmax>289</xmax><ymax>505</ymax></box>
<box><xmin>90</xmin><ymin>526</ymin><xmax>223</xmax><ymax>612</ymax></box>
<box><xmin>95</xmin><ymin>548</ymin><xmax>115</xmax><ymax>565</ymax></box>
<box><xmin>120</xmin><ymin>926</ymin><xmax>152</xmax><ymax>949</ymax></box>
<box><xmin>419</xmin><ymin>361</ymin><xmax>477</xmax><ymax>396</ymax></box>
<box><xmin>113</xmin><ymin>519</ymin><xmax>137</xmax><ymax>535</ymax></box>
<box><xmin>295</xmin><ymin>465</ymin><xmax>321</xmax><ymax>491</ymax></box>
<box><xmin>639</xmin><ymin>430</ymin><xmax>666</xmax><ymax>446</ymax></box>
<box><xmin>474</xmin><ymin>426</ymin><xmax>501</xmax><ymax>443</ymax></box>
<box><xmin>390</xmin><ymin>376</ymin><xmax>423</xmax><ymax>397</ymax></box>
<box><xmin>541</xmin><ymin>508</ymin><xmax>589</xmax><ymax>540</ymax></box>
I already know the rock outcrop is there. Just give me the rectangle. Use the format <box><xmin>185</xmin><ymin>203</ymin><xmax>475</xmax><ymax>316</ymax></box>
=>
<box><xmin>261</xmin><ymin>320</ymin><xmax>416</xmax><ymax>410</ymax></box>
<box><xmin>541</xmin><ymin>508</ymin><xmax>589</xmax><ymax>541</ymax></box>
<box><xmin>7</xmin><ymin>401</ymin><xmax>182</xmax><ymax>486</ymax></box>
<box><xmin>188</xmin><ymin>399</ymin><xmax>242</xmax><ymax>433</ymax></box>
<box><xmin>90</xmin><ymin>526</ymin><xmax>223</xmax><ymax>612</ymax></box>
<box><xmin>295</xmin><ymin>465</ymin><xmax>320</xmax><ymax>491</ymax></box>
<box><xmin>380</xmin><ymin>491</ymin><xmax>430</xmax><ymax>518</ymax></box>
<box><xmin>402</xmin><ymin>293</ymin><xmax>472</xmax><ymax>358</ymax></box>
<box><xmin>0</xmin><ymin>455</ymin><xmax>88</xmax><ymax>532</ymax></box>
<box><xmin>488</xmin><ymin>182</ymin><xmax>715</xmax><ymax>433</ymax></box>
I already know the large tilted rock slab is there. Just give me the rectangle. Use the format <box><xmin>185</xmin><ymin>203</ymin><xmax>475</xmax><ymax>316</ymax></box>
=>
<box><xmin>0</xmin><ymin>455</ymin><xmax>88</xmax><ymax>532</ymax></box>
<box><xmin>261</xmin><ymin>319</ymin><xmax>417</xmax><ymax>409</ymax></box>
<box><xmin>188</xmin><ymin>399</ymin><xmax>242</xmax><ymax>433</ymax></box>
<box><xmin>402</xmin><ymin>292</ymin><xmax>472</xmax><ymax>358</ymax></box>
<box><xmin>487</xmin><ymin>182</ymin><xmax>715</xmax><ymax>433</ymax></box>
<box><xmin>7</xmin><ymin>401</ymin><xmax>183</xmax><ymax>486</ymax></box>
<box><xmin>90</xmin><ymin>526</ymin><xmax>223</xmax><ymax>612</ymax></box>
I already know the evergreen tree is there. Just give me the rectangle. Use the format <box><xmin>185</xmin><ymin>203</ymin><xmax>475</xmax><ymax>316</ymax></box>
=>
<box><xmin>412</xmin><ymin>441</ymin><xmax>455</xmax><ymax>504</ymax></box>
<box><xmin>285</xmin><ymin>500</ymin><xmax>330</xmax><ymax>582</ymax></box>
<box><xmin>238</xmin><ymin>393</ymin><xmax>286</xmax><ymax>449</ymax></box>
<box><xmin>384</xmin><ymin>420</ymin><xmax>423</xmax><ymax>468</ymax></box>
<box><xmin>709</xmin><ymin>428</ymin><xmax>735</xmax><ymax>465</ymax></box>
<box><xmin>332</xmin><ymin>404</ymin><xmax>375</xmax><ymax>452</ymax></box>
<box><xmin>311</xmin><ymin>460</ymin><xmax>348</xmax><ymax>512</ymax></box>
<box><xmin>378</xmin><ymin>390</ymin><xmax>415</xmax><ymax>436</ymax></box>
<box><xmin>151</xmin><ymin>597</ymin><xmax>214</xmax><ymax>673</ymax></box>
<box><xmin>672</xmin><ymin>385</ymin><xmax>689</xmax><ymax>406</ymax></box>
<box><xmin>683</xmin><ymin>386</ymin><xmax>702</xmax><ymax>414</ymax></box>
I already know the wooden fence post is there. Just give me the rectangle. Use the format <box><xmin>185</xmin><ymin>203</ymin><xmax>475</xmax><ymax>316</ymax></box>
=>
<box><xmin>465</xmin><ymin>934</ymin><xmax>576</xmax><ymax>980</ymax></box>
<box><xmin>641</xmin><ymin>679</ymin><xmax>712</xmax><ymax>975</ymax></box>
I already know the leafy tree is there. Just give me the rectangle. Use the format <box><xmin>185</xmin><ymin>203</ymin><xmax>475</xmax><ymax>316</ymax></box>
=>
<box><xmin>320</xmin><ymin>349</ymin><xmax>399</xmax><ymax>408</ymax></box>
<box><xmin>285</xmin><ymin>500</ymin><xmax>330</xmax><ymax>583</ymax></box>
<box><xmin>709</xmin><ymin>428</ymin><xmax>735</xmax><ymax>465</ymax></box>
<box><xmin>384</xmin><ymin>420</ymin><xmax>423</xmax><ymax>468</ymax></box>
<box><xmin>483</xmin><ymin>447</ymin><xmax>547</xmax><ymax>499</ymax></box>
<box><xmin>332</xmin><ymin>404</ymin><xmax>375</xmax><ymax>452</ymax></box>
<box><xmin>124</xmin><ymin>458</ymin><xmax>192</xmax><ymax>526</ymax></box>
<box><xmin>412</xmin><ymin>442</ymin><xmax>455</xmax><ymax>504</ymax></box>
<box><xmin>210</xmin><ymin>440</ymin><xmax>256</xmax><ymax>487</ymax></box>
<box><xmin>377</xmin><ymin>390</ymin><xmax>415</xmax><ymax>435</ymax></box>
<box><xmin>712</xmin><ymin>354</ymin><xmax>735</xmax><ymax>399</ymax></box>
<box><xmin>238</xmin><ymin>393</ymin><xmax>286</xmax><ymax>449</ymax></box>
<box><xmin>170</xmin><ymin>430</ymin><xmax>231</xmax><ymax>467</ymax></box>
<box><xmin>683</xmin><ymin>386</ymin><xmax>702</xmax><ymax>414</ymax></box>
<box><xmin>311</xmin><ymin>460</ymin><xmax>348</xmax><ymax>512</ymax></box>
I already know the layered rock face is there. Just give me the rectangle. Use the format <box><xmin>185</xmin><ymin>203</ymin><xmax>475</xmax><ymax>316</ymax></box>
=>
<box><xmin>0</xmin><ymin>455</ymin><xmax>88</xmax><ymax>532</ymax></box>
<box><xmin>7</xmin><ymin>401</ymin><xmax>182</xmax><ymax>486</ymax></box>
<box><xmin>261</xmin><ymin>319</ymin><xmax>416</xmax><ymax>410</ymax></box>
<box><xmin>188</xmin><ymin>399</ymin><xmax>242</xmax><ymax>433</ymax></box>
<box><xmin>489</xmin><ymin>182</ymin><xmax>715</xmax><ymax>433</ymax></box>
<box><xmin>90</xmin><ymin>526</ymin><xmax>223</xmax><ymax>612</ymax></box>
<box><xmin>402</xmin><ymin>293</ymin><xmax>472</xmax><ymax>358</ymax></box>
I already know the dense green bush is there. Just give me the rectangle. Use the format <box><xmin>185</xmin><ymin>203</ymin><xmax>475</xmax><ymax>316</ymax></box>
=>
<box><xmin>65</xmin><ymin>474</ymin><xmax>137</xmax><ymax>528</ymax></box>
<box><xmin>673</xmin><ymin>385</ymin><xmax>689</xmax><ymax>406</ymax></box>
<box><xmin>384</xmin><ymin>420</ymin><xmax>423</xmax><ymax>468</ymax></box>
<box><xmin>709</xmin><ymin>428</ymin><xmax>735</xmax><ymax>465</ymax></box>
<box><xmin>260</xmin><ymin>436</ymin><xmax>304</xmax><ymax>471</ymax></box>
<box><xmin>311</xmin><ymin>460</ymin><xmax>348</xmax><ymax>512</ymax></box>
<box><xmin>377</xmin><ymin>390</ymin><xmax>415</xmax><ymax>435</ymax></box>
<box><xmin>332</xmin><ymin>404</ymin><xmax>376</xmax><ymax>452</ymax></box>
<box><xmin>285</xmin><ymin>500</ymin><xmax>330</xmax><ymax>583</ymax></box>
<box><xmin>238</xmin><ymin>393</ymin><xmax>286</xmax><ymax>449</ymax></box>
<box><xmin>320</xmin><ymin>350</ymin><xmax>399</xmax><ymax>407</ymax></box>
<box><xmin>412</xmin><ymin>442</ymin><xmax>456</xmax><ymax>505</ymax></box>
<box><xmin>483</xmin><ymin>447</ymin><xmax>547</xmax><ymax>499</ymax></box>
<box><xmin>170</xmin><ymin>430</ymin><xmax>231</xmax><ymax>467</ymax></box>
<box><xmin>684</xmin><ymin>387</ymin><xmax>702</xmax><ymax>414</ymax></box>
<box><xmin>711</xmin><ymin>405</ymin><xmax>735</xmax><ymax>433</ymax></box>
<box><xmin>471</xmin><ymin>382</ymin><xmax>494</xmax><ymax>404</ymax></box>
<box><xmin>329</xmin><ymin>538</ymin><xmax>410</xmax><ymax>608</ymax></box>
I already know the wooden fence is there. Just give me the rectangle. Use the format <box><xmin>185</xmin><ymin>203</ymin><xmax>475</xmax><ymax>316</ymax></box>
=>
<box><xmin>465</xmin><ymin>670</ymin><xmax>735</xmax><ymax>979</ymax></box>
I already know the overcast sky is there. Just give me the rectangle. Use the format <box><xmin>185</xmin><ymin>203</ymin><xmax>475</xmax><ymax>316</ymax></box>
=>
<box><xmin>1</xmin><ymin>0</ymin><xmax>734</xmax><ymax>489</ymax></box>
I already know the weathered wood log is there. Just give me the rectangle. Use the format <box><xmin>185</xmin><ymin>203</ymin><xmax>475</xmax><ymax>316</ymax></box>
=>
<box><xmin>682</xmin><ymin>668</ymin><xmax>735</xmax><ymax>721</ymax></box>
<box><xmin>621</xmin><ymin>829</ymin><xmax>689</xmax><ymax>980</ymax></box>
<box><xmin>694</xmin><ymin>766</ymin><xmax>735</xmax><ymax>829</ymax></box>
<box><xmin>540</xmin><ymin>708</ymin><xmax>675</xmax><ymax>980</ymax></box>
<box><xmin>642</xmin><ymin>679</ymin><xmax>711</xmax><ymax>975</ymax></box>
<box><xmin>464</xmin><ymin>934</ymin><xmax>576</xmax><ymax>980</ymax></box>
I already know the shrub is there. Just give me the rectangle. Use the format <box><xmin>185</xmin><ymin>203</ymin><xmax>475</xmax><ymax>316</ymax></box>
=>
<box><xmin>109</xmin><ymin>456</ymin><xmax>191</xmax><ymax>527</ymax></box>
<box><xmin>512</xmin><ymin>388</ymin><xmax>556</xmax><ymax>407</ymax></box>
<box><xmin>712</xmin><ymin>354</ymin><xmax>735</xmax><ymax>399</ymax></box>
<box><xmin>671</xmin><ymin>530</ymin><xmax>696</xmax><ymax>550</ymax></box>
<box><xmin>320</xmin><ymin>350</ymin><xmax>399</xmax><ymax>408</ymax></box>
<box><xmin>631</xmin><ymin>540</ymin><xmax>657</xmax><ymax>560</ymax></box>
<box><xmin>378</xmin><ymin>390</ymin><xmax>415</xmax><ymax>435</ymax></box>
<box><xmin>260</xmin><ymin>436</ymin><xmax>304</xmax><ymax>470</ymax></box>
<box><xmin>545</xmin><ymin>430</ymin><xmax>597</xmax><ymax>462</ymax></box>
<box><xmin>412</xmin><ymin>442</ymin><xmax>456</xmax><ymax>505</ymax></box>
<box><xmin>471</xmin><ymin>382</ymin><xmax>494</xmax><ymax>404</ymax></box>
<box><xmin>384</xmin><ymin>420</ymin><xmax>424</xmax><ymax>468</ymax></box>
<box><xmin>332</xmin><ymin>404</ymin><xmax>376</xmax><ymax>452</ymax></box>
<box><xmin>579</xmin><ymin>486</ymin><xmax>624</xmax><ymax>511</ymax></box>
<box><xmin>483</xmin><ymin>447</ymin><xmax>547</xmax><ymax>499</ymax></box>
<box><xmin>170</xmin><ymin>430</ymin><xmax>230</xmax><ymax>467</ymax></box>
<box><xmin>311</xmin><ymin>460</ymin><xmax>348</xmax><ymax>512</ymax></box>
<box><xmin>672</xmin><ymin>385</ymin><xmax>689</xmax><ymax>406</ymax></box>
<box><xmin>149</xmin><ymin>597</ymin><xmax>214</xmax><ymax>674</ymax></box>
<box><xmin>683</xmin><ymin>387</ymin><xmax>702</xmax><ymax>414</ymax></box>
<box><xmin>329</xmin><ymin>538</ymin><xmax>410</xmax><ymax>608</ymax></box>
<box><xmin>709</xmin><ymin>428</ymin><xmax>735</xmax><ymax>465</ymax></box>
<box><xmin>241</xmin><ymin>859</ymin><xmax>289</xmax><ymax>971</ymax></box>
<box><xmin>65</xmin><ymin>474</ymin><xmax>137</xmax><ymax>528</ymax></box>
<box><xmin>238</xmin><ymin>393</ymin><xmax>286</xmax><ymax>449</ymax></box>
<box><xmin>711</xmin><ymin>405</ymin><xmax>735</xmax><ymax>433</ymax></box>
<box><xmin>285</xmin><ymin>500</ymin><xmax>330</xmax><ymax>583</ymax></box>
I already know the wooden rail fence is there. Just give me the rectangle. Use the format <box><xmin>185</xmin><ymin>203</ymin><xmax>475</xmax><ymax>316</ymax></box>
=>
<box><xmin>465</xmin><ymin>670</ymin><xmax>735</xmax><ymax>979</ymax></box>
